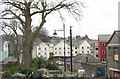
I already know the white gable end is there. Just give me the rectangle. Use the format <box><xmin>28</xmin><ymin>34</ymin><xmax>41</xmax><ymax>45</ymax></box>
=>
<box><xmin>79</xmin><ymin>40</ymin><xmax>91</xmax><ymax>54</ymax></box>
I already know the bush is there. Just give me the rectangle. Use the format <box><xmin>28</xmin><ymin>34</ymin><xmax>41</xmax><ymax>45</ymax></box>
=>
<box><xmin>8</xmin><ymin>66</ymin><xmax>18</xmax><ymax>74</ymax></box>
<box><xmin>2</xmin><ymin>71</ymin><xmax>11</xmax><ymax>78</ymax></box>
<box><xmin>19</xmin><ymin>67</ymin><xmax>33</xmax><ymax>77</ymax></box>
<box><xmin>46</xmin><ymin>63</ymin><xmax>59</xmax><ymax>70</ymax></box>
<box><xmin>32</xmin><ymin>56</ymin><xmax>47</xmax><ymax>69</ymax></box>
<box><xmin>3</xmin><ymin>66</ymin><xmax>18</xmax><ymax>78</ymax></box>
<box><xmin>32</xmin><ymin>56</ymin><xmax>59</xmax><ymax>70</ymax></box>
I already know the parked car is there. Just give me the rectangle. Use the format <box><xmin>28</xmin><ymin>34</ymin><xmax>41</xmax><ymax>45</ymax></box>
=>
<box><xmin>78</xmin><ymin>67</ymin><xmax>85</xmax><ymax>73</ymax></box>
<box><xmin>32</xmin><ymin>68</ymin><xmax>48</xmax><ymax>79</ymax></box>
<box><xmin>56</xmin><ymin>61</ymin><xmax>64</xmax><ymax>65</ymax></box>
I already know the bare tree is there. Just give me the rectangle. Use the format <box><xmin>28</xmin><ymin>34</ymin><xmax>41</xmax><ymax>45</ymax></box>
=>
<box><xmin>0</xmin><ymin>20</ymin><xmax>23</xmax><ymax>67</ymax></box>
<box><xmin>0</xmin><ymin>0</ymin><xmax>83</xmax><ymax>67</ymax></box>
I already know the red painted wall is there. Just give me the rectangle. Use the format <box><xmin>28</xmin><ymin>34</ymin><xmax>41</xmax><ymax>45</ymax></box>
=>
<box><xmin>98</xmin><ymin>38</ymin><xmax>108</xmax><ymax>62</ymax></box>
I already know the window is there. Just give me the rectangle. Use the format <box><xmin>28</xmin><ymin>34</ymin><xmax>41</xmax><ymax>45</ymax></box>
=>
<box><xmin>87</xmin><ymin>51</ymin><xmax>89</xmax><ymax>53</ymax></box>
<box><xmin>75</xmin><ymin>47</ymin><xmax>77</xmax><ymax>49</ymax></box>
<box><xmin>96</xmin><ymin>48</ymin><xmax>98</xmax><ymax>50</ymax></box>
<box><xmin>59</xmin><ymin>52</ymin><xmax>61</xmax><ymax>54</ymax></box>
<box><xmin>55</xmin><ymin>48</ymin><xmax>57</xmax><ymax>50</ymax></box>
<box><xmin>102</xmin><ymin>58</ymin><xmax>105</xmax><ymax>61</ymax></box>
<box><xmin>59</xmin><ymin>48</ymin><xmax>61</xmax><ymax>49</ymax></box>
<box><xmin>96</xmin><ymin>55</ymin><xmax>98</xmax><ymax>57</ymax></box>
<box><xmin>68</xmin><ymin>52</ymin><xmax>70</xmax><ymax>53</ymax></box>
<box><xmin>82</xmin><ymin>47</ymin><xmax>84</xmax><ymax>49</ymax></box>
<box><xmin>38</xmin><ymin>48</ymin><xmax>41</xmax><ymax>50</ymax></box>
<box><xmin>75</xmin><ymin>51</ymin><xmax>77</xmax><ymax>53</ymax></box>
<box><xmin>68</xmin><ymin>47</ymin><xmax>70</xmax><ymax>49</ymax></box>
<box><xmin>38</xmin><ymin>52</ymin><xmax>40</xmax><ymax>55</ymax></box>
<box><xmin>102</xmin><ymin>50</ymin><xmax>105</xmax><ymax>54</ymax></box>
<box><xmin>82</xmin><ymin>51</ymin><xmax>84</xmax><ymax>53</ymax></box>
<box><xmin>55</xmin><ymin>52</ymin><xmax>57</xmax><ymax>54</ymax></box>
<box><xmin>50</xmin><ymin>53</ymin><xmax>53</xmax><ymax>56</ymax></box>
<box><xmin>45</xmin><ymin>53</ymin><xmax>47</xmax><ymax>55</ymax></box>
<box><xmin>102</xmin><ymin>43</ymin><xmax>105</xmax><ymax>47</ymax></box>
<box><xmin>114</xmin><ymin>54</ymin><xmax>118</xmax><ymax>61</ymax></box>
<box><xmin>87</xmin><ymin>47</ymin><xmax>89</xmax><ymax>49</ymax></box>
<box><xmin>113</xmin><ymin>47</ymin><xmax>119</xmax><ymax>61</ymax></box>
<box><xmin>44</xmin><ymin>48</ymin><xmax>47</xmax><ymax>50</ymax></box>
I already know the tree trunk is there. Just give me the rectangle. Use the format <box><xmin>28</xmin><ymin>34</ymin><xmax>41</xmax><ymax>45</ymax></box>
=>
<box><xmin>16</xmin><ymin>44</ymin><xmax>20</xmax><ymax>67</ymax></box>
<box><xmin>22</xmin><ymin>42</ymin><xmax>33</xmax><ymax>67</ymax></box>
<box><xmin>22</xmin><ymin>2</ymin><xmax>32</xmax><ymax>67</ymax></box>
<box><xmin>15</xmin><ymin>35</ymin><xmax>20</xmax><ymax>67</ymax></box>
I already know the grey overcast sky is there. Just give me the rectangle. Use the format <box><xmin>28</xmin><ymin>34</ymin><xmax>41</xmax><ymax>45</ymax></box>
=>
<box><xmin>43</xmin><ymin>0</ymin><xmax>118</xmax><ymax>39</ymax></box>
<box><xmin>0</xmin><ymin>0</ymin><xmax>119</xmax><ymax>39</ymax></box>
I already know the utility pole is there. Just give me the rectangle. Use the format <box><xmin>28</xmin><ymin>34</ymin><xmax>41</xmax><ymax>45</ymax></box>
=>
<box><xmin>70</xmin><ymin>26</ymin><xmax>73</xmax><ymax>73</ymax></box>
<box><xmin>63</xmin><ymin>24</ymin><xmax>66</xmax><ymax>72</ymax></box>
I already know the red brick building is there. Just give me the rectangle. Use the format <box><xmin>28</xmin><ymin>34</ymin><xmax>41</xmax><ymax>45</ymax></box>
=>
<box><xmin>98</xmin><ymin>35</ymin><xmax>111</xmax><ymax>62</ymax></box>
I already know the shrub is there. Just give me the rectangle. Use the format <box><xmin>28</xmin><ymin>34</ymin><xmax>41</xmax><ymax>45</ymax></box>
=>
<box><xmin>3</xmin><ymin>66</ymin><xmax>18</xmax><ymax>78</ymax></box>
<box><xmin>32</xmin><ymin>56</ymin><xmax>47</xmax><ymax>69</ymax></box>
<box><xmin>7</xmin><ymin>66</ymin><xmax>18</xmax><ymax>75</ymax></box>
<box><xmin>19</xmin><ymin>67</ymin><xmax>33</xmax><ymax>77</ymax></box>
<box><xmin>32</xmin><ymin>56</ymin><xmax>59</xmax><ymax>70</ymax></box>
<box><xmin>46</xmin><ymin>63</ymin><xmax>59</xmax><ymax>70</ymax></box>
<box><xmin>2</xmin><ymin>71</ymin><xmax>11</xmax><ymax>78</ymax></box>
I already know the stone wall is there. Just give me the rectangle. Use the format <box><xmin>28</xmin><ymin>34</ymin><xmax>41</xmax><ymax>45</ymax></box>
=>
<box><xmin>82</xmin><ymin>63</ymin><xmax>97</xmax><ymax>77</ymax></box>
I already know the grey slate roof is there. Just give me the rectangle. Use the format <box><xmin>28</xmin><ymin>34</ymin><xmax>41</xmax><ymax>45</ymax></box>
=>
<box><xmin>98</xmin><ymin>35</ymin><xmax>111</xmax><ymax>41</ymax></box>
<box><xmin>107</xmin><ymin>31</ymin><xmax>120</xmax><ymax>46</ymax></box>
<box><xmin>45</xmin><ymin>41</ymin><xmax>59</xmax><ymax>46</ymax></box>
<box><xmin>66</xmin><ymin>54</ymin><xmax>100</xmax><ymax>63</ymax></box>
<box><xmin>2</xmin><ymin>56</ymin><xmax>17</xmax><ymax>64</ymax></box>
<box><xmin>34</xmin><ymin>38</ymin><xmax>42</xmax><ymax>44</ymax></box>
<box><xmin>72</xmin><ymin>40</ymin><xmax>84</xmax><ymax>47</ymax></box>
<box><xmin>115</xmin><ymin>31</ymin><xmax>120</xmax><ymax>38</ymax></box>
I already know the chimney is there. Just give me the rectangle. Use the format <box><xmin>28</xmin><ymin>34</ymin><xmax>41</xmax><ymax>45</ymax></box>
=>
<box><xmin>76</xmin><ymin>35</ymin><xmax>80</xmax><ymax>39</ymax></box>
<box><xmin>85</xmin><ymin>35</ymin><xmax>88</xmax><ymax>38</ymax></box>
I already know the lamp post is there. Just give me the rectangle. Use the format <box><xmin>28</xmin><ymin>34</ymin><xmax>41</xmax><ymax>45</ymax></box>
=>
<box><xmin>53</xmin><ymin>24</ymin><xmax>66</xmax><ymax>72</ymax></box>
<box><xmin>70</xmin><ymin>26</ymin><xmax>73</xmax><ymax>73</ymax></box>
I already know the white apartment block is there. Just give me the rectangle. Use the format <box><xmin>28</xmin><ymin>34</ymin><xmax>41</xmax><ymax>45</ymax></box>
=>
<box><xmin>89</xmin><ymin>40</ymin><xmax>99</xmax><ymax>58</ymax></box>
<box><xmin>53</xmin><ymin>41</ymin><xmax>71</xmax><ymax>57</ymax></box>
<box><xmin>32</xmin><ymin>38</ymin><xmax>93</xmax><ymax>59</ymax></box>
<box><xmin>79</xmin><ymin>40</ymin><xmax>91</xmax><ymax>54</ymax></box>
<box><xmin>32</xmin><ymin>40</ymin><xmax>49</xmax><ymax>59</ymax></box>
<box><xmin>37</xmin><ymin>42</ymin><xmax>49</xmax><ymax>59</ymax></box>
<box><xmin>73</xmin><ymin>40</ymin><xmax>91</xmax><ymax>55</ymax></box>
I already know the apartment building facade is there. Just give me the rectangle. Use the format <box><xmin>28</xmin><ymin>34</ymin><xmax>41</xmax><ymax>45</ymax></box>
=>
<box><xmin>0</xmin><ymin>35</ymin><xmax>9</xmax><ymax>61</ymax></box>
<box><xmin>98</xmin><ymin>35</ymin><xmax>111</xmax><ymax>62</ymax></box>
<box><xmin>106</xmin><ymin>31</ymin><xmax>120</xmax><ymax>77</ymax></box>
<box><xmin>32</xmin><ymin>37</ymin><xmax>92</xmax><ymax>59</ymax></box>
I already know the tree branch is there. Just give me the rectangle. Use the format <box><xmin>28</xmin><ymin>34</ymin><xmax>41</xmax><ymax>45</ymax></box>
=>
<box><xmin>1</xmin><ymin>9</ymin><xmax>25</xmax><ymax>27</ymax></box>
<box><xmin>30</xmin><ymin>0</ymin><xmax>65</xmax><ymax>16</ymax></box>
<box><xmin>3</xmin><ymin>1</ymin><xmax>24</xmax><ymax>13</ymax></box>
